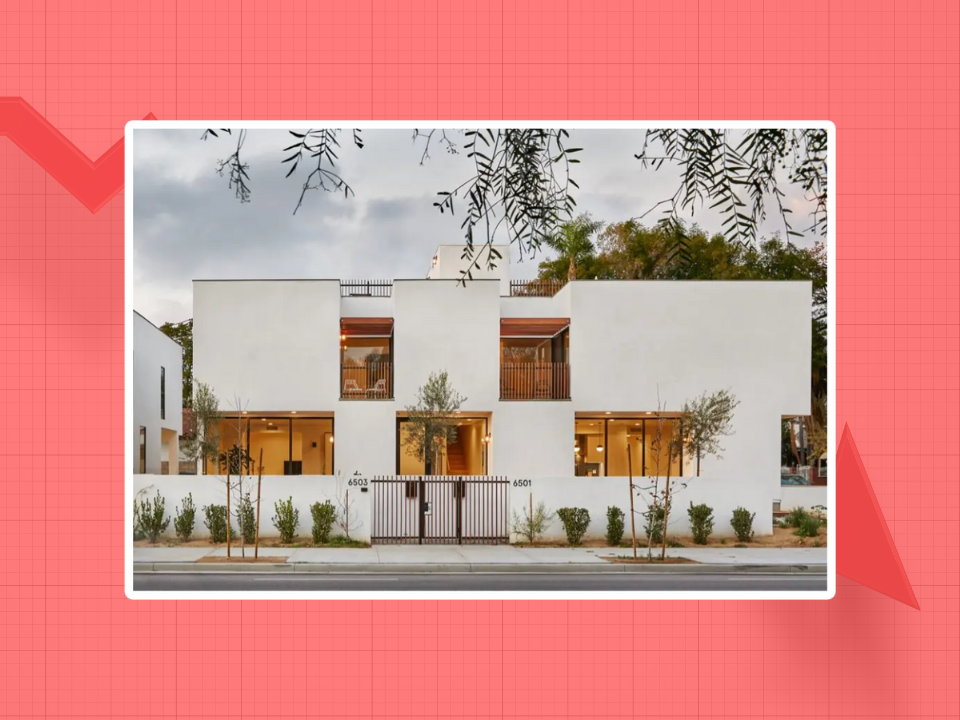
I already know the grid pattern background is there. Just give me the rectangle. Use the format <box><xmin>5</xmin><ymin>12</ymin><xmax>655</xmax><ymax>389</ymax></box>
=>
<box><xmin>1</xmin><ymin>0</ymin><xmax>959</xmax><ymax>718</ymax></box>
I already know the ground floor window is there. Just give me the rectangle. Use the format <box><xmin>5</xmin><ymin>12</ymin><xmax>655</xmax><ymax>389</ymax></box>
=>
<box><xmin>397</xmin><ymin>416</ymin><xmax>489</xmax><ymax>475</ymax></box>
<box><xmin>207</xmin><ymin>415</ymin><xmax>334</xmax><ymax>476</ymax></box>
<box><xmin>575</xmin><ymin>415</ymin><xmax>684</xmax><ymax>477</ymax></box>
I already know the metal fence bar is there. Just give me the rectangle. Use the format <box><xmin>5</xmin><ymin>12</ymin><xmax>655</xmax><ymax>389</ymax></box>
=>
<box><xmin>340</xmin><ymin>281</ymin><xmax>393</xmax><ymax>297</ymax></box>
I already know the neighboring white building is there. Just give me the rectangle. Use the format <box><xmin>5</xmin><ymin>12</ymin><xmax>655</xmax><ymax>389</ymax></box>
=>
<box><xmin>184</xmin><ymin>245</ymin><xmax>812</xmax><ymax>538</ymax></box>
<box><xmin>133</xmin><ymin>311</ymin><xmax>183</xmax><ymax>475</ymax></box>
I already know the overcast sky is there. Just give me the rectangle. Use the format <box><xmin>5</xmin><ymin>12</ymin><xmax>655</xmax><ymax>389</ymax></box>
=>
<box><xmin>133</xmin><ymin>128</ymin><xmax>820</xmax><ymax>326</ymax></box>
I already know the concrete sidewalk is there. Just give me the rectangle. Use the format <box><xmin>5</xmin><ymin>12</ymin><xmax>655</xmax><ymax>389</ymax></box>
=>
<box><xmin>133</xmin><ymin>545</ymin><xmax>827</xmax><ymax>574</ymax></box>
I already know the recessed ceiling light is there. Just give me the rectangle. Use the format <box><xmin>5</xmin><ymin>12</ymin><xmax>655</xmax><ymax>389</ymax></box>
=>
<box><xmin>605</xmin><ymin>412</ymin><xmax>611</xmax><ymax>415</ymax></box>
<box><xmin>646</xmin><ymin>411</ymin><xmax>653</xmax><ymax>415</ymax></box>
<box><xmin>260</xmin><ymin>418</ymin><xmax>266</xmax><ymax>421</ymax></box>
<box><xmin>290</xmin><ymin>411</ymin><xmax>297</xmax><ymax>414</ymax></box>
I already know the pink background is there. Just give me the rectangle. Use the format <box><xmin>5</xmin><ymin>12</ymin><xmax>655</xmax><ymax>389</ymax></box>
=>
<box><xmin>1</xmin><ymin>1</ymin><xmax>958</xmax><ymax>717</ymax></box>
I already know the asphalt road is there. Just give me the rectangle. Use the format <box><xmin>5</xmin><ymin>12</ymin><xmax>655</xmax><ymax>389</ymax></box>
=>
<box><xmin>134</xmin><ymin>572</ymin><xmax>827</xmax><ymax>592</ymax></box>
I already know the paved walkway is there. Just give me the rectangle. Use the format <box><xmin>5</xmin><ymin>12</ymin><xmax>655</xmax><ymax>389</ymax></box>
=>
<box><xmin>134</xmin><ymin>545</ymin><xmax>827</xmax><ymax>567</ymax></box>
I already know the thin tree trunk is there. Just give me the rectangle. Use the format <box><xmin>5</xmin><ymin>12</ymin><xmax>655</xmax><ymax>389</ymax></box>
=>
<box><xmin>789</xmin><ymin>420</ymin><xmax>801</xmax><ymax>466</ymax></box>
<box><xmin>225</xmin><ymin>470</ymin><xmax>232</xmax><ymax>558</ymax></box>
<box><xmin>660</xmin><ymin>454</ymin><xmax>672</xmax><ymax>562</ymax></box>
<box><xmin>627</xmin><ymin>443</ymin><xmax>637</xmax><ymax>560</ymax></box>
<box><xmin>568</xmin><ymin>257</ymin><xmax>576</xmax><ymax>281</ymax></box>
<box><xmin>254</xmin><ymin>448</ymin><xmax>263</xmax><ymax>559</ymax></box>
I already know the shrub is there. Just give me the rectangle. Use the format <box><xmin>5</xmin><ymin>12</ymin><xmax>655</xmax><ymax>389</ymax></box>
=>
<box><xmin>644</xmin><ymin>505</ymin><xmax>665</xmax><ymax>544</ymax></box>
<box><xmin>203</xmin><ymin>504</ymin><xmax>237</xmax><ymax>544</ymax></box>
<box><xmin>557</xmin><ymin>507</ymin><xmax>591</xmax><ymax>546</ymax></box>
<box><xmin>174</xmin><ymin>493</ymin><xmax>196</xmax><ymax>542</ymax></box>
<box><xmin>794</xmin><ymin>514</ymin><xmax>821</xmax><ymax>538</ymax></box>
<box><xmin>136</xmin><ymin>490</ymin><xmax>169</xmax><ymax>543</ymax></box>
<box><xmin>731</xmin><ymin>507</ymin><xmax>755</xmax><ymax>542</ymax></box>
<box><xmin>605</xmin><ymin>506</ymin><xmax>625</xmax><ymax>546</ymax></box>
<box><xmin>667</xmin><ymin>537</ymin><xmax>685</xmax><ymax>548</ymax></box>
<box><xmin>511</xmin><ymin>500</ymin><xmax>553</xmax><ymax>544</ymax></box>
<box><xmin>133</xmin><ymin>501</ymin><xmax>146</xmax><ymax>541</ymax></box>
<box><xmin>272</xmin><ymin>497</ymin><xmax>300</xmax><ymax>544</ymax></box>
<box><xmin>687</xmin><ymin>503</ymin><xmax>715</xmax><ymax>545</ymax></box>
<box><xmin>811</xmin><ymin>504</ymin><xmax>827</xmax><ymax>526</ymax></box>
<box><xmin>236</xmin><ymin>493</ymin><xmax>256</xmax><ymax>544</ymax></box>
<box><xmin>785</xmin><ymin>507</ymin><xmax>810</xmax><ymax>528</ymax></box>
<box><xmin>310</xmin><ymin>500</ymin><xmax>337</xmax><ymax>544</ymax></box>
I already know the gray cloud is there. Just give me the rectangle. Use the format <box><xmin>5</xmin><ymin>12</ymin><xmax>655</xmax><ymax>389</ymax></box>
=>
<box><xmin>133</xmin><ymin>128</ymin><xmax>819</xmax><ymax>325</ymax></box>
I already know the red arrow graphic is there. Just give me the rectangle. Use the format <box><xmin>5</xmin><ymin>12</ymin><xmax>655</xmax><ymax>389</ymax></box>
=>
<box><xmin>836</xmin><ymin>423</ymin><xmax>920</xmax><ymax>609</ymax></box>
<box><xmin>0</xmin><ymin>96</ymin><xmax>154</xmax><ymax>214</ymax></box>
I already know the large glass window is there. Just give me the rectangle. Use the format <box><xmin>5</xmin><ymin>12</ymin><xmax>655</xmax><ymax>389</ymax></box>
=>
<box><xmin>341</xmin><ymin>336</ymin><xmax>392</xmax><ymax>398</ymax></box>
<box><xmin>209</xmin><ymin>415</ymin><xmax>334</xmax><ymax>476</ymax></box>
<box><xmin>397</xmin><ymin>416</ymin><xmax>488</xmax><ymax>476</ymax></box>
<box><xmin>575</xmin><ymin>415</ymin><xmax>685</xmax><ymax>477</ymax></box>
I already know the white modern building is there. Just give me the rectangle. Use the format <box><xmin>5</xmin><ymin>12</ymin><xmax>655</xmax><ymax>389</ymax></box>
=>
<box><xmin>133</xmin><ymin>311</ymin><xmax>183</xmax><ymax>475</ymax></box>
<box><xmin>177</xmin><ymin>245</ymin><xmax>812</xmax><ymax>541</ymax></box>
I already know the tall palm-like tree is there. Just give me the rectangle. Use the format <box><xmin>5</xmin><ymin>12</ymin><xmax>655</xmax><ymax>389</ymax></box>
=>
<box><xmin>544</xmin><ymin>213</ymin><xmax>604</xmax><ymax>281</ymax></box>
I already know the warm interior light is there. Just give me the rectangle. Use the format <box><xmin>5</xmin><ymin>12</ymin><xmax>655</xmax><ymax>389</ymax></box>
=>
<box><xmin>573</xmin><ymin>445</ymin><xmax>580</xmax><ymax>452</ymax></box>
<box><xmin>290</xmin><ymin>411</ymin><xmax>297</xmax><ymax>414</ymax></box>
<box><xmin>605</xmin><ymin>411</ymin><xmax>611</xmax><ymax>415</ymax></box>
<box><xmin>596</xmin><ymin>444</ymin><xmax>604</xmax><ymax>452</ymax></box>
<box><xmin>329</xmin><ymin>436</ymin><xmax>335</xmax><ymax>443</ymax></box>
<box><xmin>260</xmin><ymin>418</ymin><xmax>266</xmax><ymax>421</ymax></box>
<box><xmin>242</xmin><ymin>411</ymin><xmax>248</xmax><ymax>414</ymax></box>
<box><xmin>646</xmin><ymin>411</ymin><xmax>653</xmax><ymax>415</ymax></box>
<box><xmin>340</xmin><ymin>334</ymin><xmax>346</xmax><ymax>341</ymax></box>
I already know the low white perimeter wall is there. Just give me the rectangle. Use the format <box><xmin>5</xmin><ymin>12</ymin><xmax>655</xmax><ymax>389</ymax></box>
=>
<box><xmin>509</xmin><ymin>477</ymin><xmax>775</xmax><ymax>542</ymax></box>
<box><xmin>133</xmin><ymin>475</ymin><xmax>371</xmax><ymax>543</ymax></box>
<box><xmin>777</xmin><ymin>485</ymin><xmax>828</xmax><ymax>512</ymax></box>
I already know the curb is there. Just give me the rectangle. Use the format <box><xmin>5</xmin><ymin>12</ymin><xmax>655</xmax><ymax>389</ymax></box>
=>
<box><xmin>133</xmin><ymin>562</ymin><xmax>827</xmax><ymax>575</ymax></box>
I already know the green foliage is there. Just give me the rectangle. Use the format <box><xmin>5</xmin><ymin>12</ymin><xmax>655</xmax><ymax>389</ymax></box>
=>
<box><xmin>218</xmin><ymin>444</ymin><xmax>255</xmax><ymax>476</ymax></box>
<box><xmin>159</xmin><ymin>319</ymin><xmax>193</xmax><ymax>408</ymax></box>
<box><xmin>202</xmin><ymin>504</ymin><xmax>236</xmax><ymax>544</ymax></box>
<box><xmin>135</xmin><ymin>490</ymin><xmax>169</xmax><ymax>543</ymax></box>
<box><xmin>556</xmin><ymin>507</ymin><xmax>591</xmax><ymax>546</ymax></box>
<box><xmin>310</xmin><ymin>501</ymin><xmax>337</xmax><ymax>544</ymax></box>
<box><xmin>667</xmin><ymin>537</ymin><xmax>685</xmax><ymax>548</ymax></box>
<box><xmin>174</xmin><ymin>493</ymin><xmax>196</xmax><ymax>542</ymax></box>
<box><xmin>511</xmin><ymin>501</ymin><xmax>554</xmax><ymax>544</ymax></box>
<box><xmin>784</xmin><ymin>507</ymin><xmax>810</xmax><ymax>528</ymax></box>
<box><xmin>272</xmin><ymin>497</ymin><xmax>300</xmax><ymax>544</ymax></box>
<box><xmin>605</xmin><ymin>506</ymin><xmax>625</xmax><ymax>546</ymax></box>
<box><xmin>543</xmin><ymin>213</ymin><xmax>605</xmax><ymax>280</ymax></box>
<box><xmin>644</xmin><ymin>504</ymin><xmax>665</xmax><ymax>544</ymax></box>
<box><xmin>403</xmin><ymin>371</ymin><xmax>466</xmax><ymax>474</ymax></box>
<box><xmin>681</xmin><ymin>390</ymin><xmax>740</xmax><ymax>474</ymax></box>
<box><xmin>325</xmin><ymin>535</ymin><xmax>369</xmax><ymax>548</ymax></box>
<box><xmin>236</xmin><ymin>493</ymin><xmax>256</xmax><ymax>544</ymax></box>
<box><xmin>794</xmin><ymin>514</ymin><xmax>821</xmax><ymax>538</ymax></box>
<box><xmin>182</xmin><ymin>381</ymin><xmax>221</xmax><ymax>469</ymax></box>
<box><xmin>687</xmin><ymin>503</ymin><xmax>715</xmax><ymax>545</ymax></box>
<box><xmin>811</xmin><ymin>504</ymin><xmax>827</xmax><ymax>526</ymax></box>
<box><xmin>731</xmin><ymin>507</ymin><xmax>756</xmax><ymax>542</ymax></box>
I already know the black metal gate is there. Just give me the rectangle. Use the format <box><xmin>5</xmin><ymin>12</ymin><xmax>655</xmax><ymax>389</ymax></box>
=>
<box><xmin>371</xmin><ymin>476</ymin><xmax>509</xmax><ymax>545</ymax></box>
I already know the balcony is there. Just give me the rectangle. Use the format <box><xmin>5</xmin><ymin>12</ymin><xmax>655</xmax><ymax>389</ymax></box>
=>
<box><xmin>340</xmin><ymin>280</ymin><xmax>393</xmax><ymax>298</ymax></box>
<box><xmin>500</xmin><ymin>362</ymin><xmax>571</xmax><ymax>400</ymax></box>
<box><xmin>509</xmin><ymin>279</ymin><xmax>567</xmax><ymax>297</ymax></box>
<box><xmin>341</xmin><ymin>362</ymin><xmax>393</xmax><ymax>399</ymax></box>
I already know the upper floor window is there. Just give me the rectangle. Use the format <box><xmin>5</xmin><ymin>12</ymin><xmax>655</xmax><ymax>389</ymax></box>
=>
<box><xmin>340</xmin><ymin>318</ymin><xmax>394</xmax><ymax>399</ymax></box>
<box><xmin>160</xmin><ymin>367</ymin><xmax>166</xmax><ymax>420</ymax></box>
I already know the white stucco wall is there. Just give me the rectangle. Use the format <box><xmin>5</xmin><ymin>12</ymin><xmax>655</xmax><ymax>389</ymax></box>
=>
<box><xmin>134</xmin><ymin>474</ymin><xmax>372</xmax><ymax>543</ymax></box>
<box><xmin>189</xmin><ymin>274</ymin><xmax>813</xmax><ymax>535</ymax></box>
<box><xmin>777</xmin><ymin>485</ymin><xmax>828</xmax><ymax>512</ymax></box>
<box><xmin>193</xmin><ymin>280</ymin><xmax>341</xmax><ymax>411</ymax></box>
<box><xmin>392</xmin><ymin>279</ymin><xmax>502</xmax><ymax>408</ymax></box>
<box><xmin>133</xmin><ymin>312</ymin><xmax>183</xmax><ymax>474</ymax></box>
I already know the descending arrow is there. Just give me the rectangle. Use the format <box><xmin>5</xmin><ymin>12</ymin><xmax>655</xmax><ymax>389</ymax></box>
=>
<box><xmin>836</xmin><ymin>424</ymin><xmax>920</xmax><ymax>609</ymax></box>
<box><xmin>0</xmin><ymin>96</ymin><xmax>155</xmax><ymax>213</ymax></box>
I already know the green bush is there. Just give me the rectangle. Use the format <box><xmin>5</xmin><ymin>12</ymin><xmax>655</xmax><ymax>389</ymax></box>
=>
<box><xmin>687</xmin><ymin>503</ymin><xmax>715</xmax><ymax>545</ymax></box>
<box><xmin>667</xmin><ymin>537</ymin><xmax>685</xmax><ymax>548</ymax></box>
<box><xmin>794</xmin><ymin>514</ymin><xmax>821</xmax><ymax>538</ymax></box>
<box><xmin>511</xmin><ymin>501</ymin><xmax>553</xmax><ymax>544</ymax></box>
<box><xmin>731</xmin><ymin>507</ymin><xmax>755</xmax><ymax>542</ymax></box>
<box><xmin>136</xmin><ymin>490</ymin><xmax>169</xmax><ymax>543</ymax></box>
<box><xmin>272</xmin><ymin>496</ymin><xmax>300</xmax><ymax>544</ymax></box>
<box><xmin>203</xmin><ymin>504</ymin><xmax>237</xmax><ymax>544</ymax></box>
<box><xmin>236</xmin><ymin>493</ymin><xmax>256</xmax><ymax>544</ymax></box>
<box><xmin>785</xmin><ymin>507</ymin><xmax>810</xmax><ymax>528</ymax></box>
<box><xmin>605</xmin><ymin>506</ymin><xmax>625</xmax><ymax>546</ymax></box>
<box><xmin>310</xmin><ymin>500</ymin><xmax>337</xmax><ymax>544</ymax></box>
<box><xmin>644</xmin><ymin>505</ymin><xmax>665</xmax><ymax>544</ymax></box>
<box><xmin>557</xmin><ymin>507</ymin><xmax>591</xmax><ymax>546</ymax></box>
<box><xmin>174</xmin><ymin>493</ymin><xmax>196</xmax><ymax>542</ymax></box>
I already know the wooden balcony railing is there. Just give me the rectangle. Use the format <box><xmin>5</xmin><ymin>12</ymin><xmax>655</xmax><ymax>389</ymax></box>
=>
<box><xmin>340</xmin><ymin>281</ymin><xmax>393</xmax><ymax>298</ymax></box>
<box><xmin>500</xmin><ymin>362</ymin><xmax>570</xmax><ymax>400</ymax></box>
<box><xmin>509</xmin><ymin>279</ymin><xmax>567</xmax><ymax>297</ymax></box>
<box><xmin>341</xmin><ymin>362</ymin><xmax>393</xmax><ymax>399</ymax></box>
